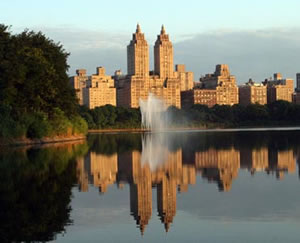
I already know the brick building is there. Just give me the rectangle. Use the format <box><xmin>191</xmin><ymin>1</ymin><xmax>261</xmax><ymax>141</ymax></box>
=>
<box><xmin>239</xmin><ymin>79</ymin><xmax>267</xmax><ymax>106</ymax></box>
<box><xmin>264</xmin><ymin>73</ymin><xmax>294</xmax><ymax>103</ymax></box>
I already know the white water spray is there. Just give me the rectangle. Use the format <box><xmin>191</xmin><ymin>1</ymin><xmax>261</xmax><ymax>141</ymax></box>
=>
<box><xmin>139</xmin><ymin>93</ymin><xmax>167</xmax><ymax>131</ymax></box>
<box><xmin>139</xmin><ymin>93</ymin><xmax>171</xmax><ymax>170</ymax></box>
<box><xmin>141</xmin><ymin>133</ymin><xmax>168</xmax><ymax>171</ymax></box>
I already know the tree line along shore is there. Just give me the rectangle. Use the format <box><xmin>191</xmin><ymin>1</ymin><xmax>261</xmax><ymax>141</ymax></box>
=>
<box><xmin>1</xmin><ymin>25</ymin><xmax>300</xmax><ymax>145</ymax></box>
<box><xmin>78</xmin><ymin>101</ymin><xmax>300</xmax><ymax>130</ymax></box>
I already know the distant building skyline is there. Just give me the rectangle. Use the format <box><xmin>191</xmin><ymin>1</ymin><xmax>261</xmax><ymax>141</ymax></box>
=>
<box><xmin>70</xmin><ymin>25</ymin><xmax>297</xmax><ymax>109</ymax></box>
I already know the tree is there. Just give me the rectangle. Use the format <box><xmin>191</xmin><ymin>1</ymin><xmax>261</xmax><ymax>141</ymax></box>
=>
<box><xmin>0</xmin><ymin>25</ymin><xmax>78</xmax><ymax>118</ymax></box>
<box><xmin>0</xmin><ymin>25</ymin><xmax>87</xmax><ymax>139</ymax></box>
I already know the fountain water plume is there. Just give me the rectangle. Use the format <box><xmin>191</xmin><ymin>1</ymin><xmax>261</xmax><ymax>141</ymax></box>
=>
<box><xmin>141</xmin><ymin>133</ymin><xmax>168</xmax><ymax>171</ymax></box>
<box><xmin>139</xmin><ymin>93</ymin><xmax>167</xmax><ymax>131</ymax></box>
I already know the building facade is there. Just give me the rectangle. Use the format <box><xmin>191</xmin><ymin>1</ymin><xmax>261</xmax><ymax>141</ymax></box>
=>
<box><xmin>296</xmin><ymin>73</ymin><xmax>300</xmax><ymax>92</ymax></box>
<box><xmin>239</xmin><ymin>79</ymin><xmax>267</xmax><ymax>106</ymax></box>
<box><xmin>294</xmin><ymin>92</ymin><xmax>300</xmax><ymax>104</ymax></box>
<box><xmin>200</xmin><ymin>64</ymin><xmax>239</xmax><ymax>106</ymax></box>
<box><xmin>174</xmin><ymin>64</ymin><xmax>194</xmax><ymax>91</ymax></box>
<box><xmin>154</xmin><ymin>25</ymin><xmax>174</xmax><ymax>79</ymax></box>
<box><xmin>181</xmin><ymin>89</ymin><xmax>217</xmax><ymax>108</ymax></box>
<box><xmin>294</xmin><ymin>73</ymin><xmax>300</xmax><ymax>104</ymax></box>
<box><xmin>264</xmin><ymin>73</ymin><xmax>294</xmax><ymax>103</ymax></box>
<box><xmin>117</xmin><ymin>25</ymin><xmax>194</xmax><ymax>109</ymax></box>
<box><xmin>69</xmin><ymin>69</ymin><xmax>88</xmax><ymax>105</ymax></box>
<box><xmin>82</xmin><ymin>67</ymin><xmax>116</xmax><ymax>109</ymax></box>
<box><xmin>127</xmin><ymin>24</ymin><xmax>149</xmax><ymax>77</ymax></box>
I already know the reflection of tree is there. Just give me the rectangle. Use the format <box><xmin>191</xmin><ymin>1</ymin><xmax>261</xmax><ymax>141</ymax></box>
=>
<box><xmin>88</xmin><ymin>133</ymin><xmax>142</xmax><ymax>155</ymax></box>
<box><xmin>0</xmin><ymin>142</ymin><xmax>88</xmax><ymax>242</ymax></box>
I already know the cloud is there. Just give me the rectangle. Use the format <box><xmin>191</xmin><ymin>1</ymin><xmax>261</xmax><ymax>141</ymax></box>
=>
<box><xmin>28</xmin><ymin>26</ymin><xmax>300</xmax><ymax>84</ymax></box>
<box><xmin>174</xmin><ymin>28</ymin><xmax>300</xmax><ymax>83</ymax></box>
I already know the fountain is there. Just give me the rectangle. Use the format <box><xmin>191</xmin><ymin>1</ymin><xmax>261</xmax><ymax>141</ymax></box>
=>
<box><xmin>139</xmin><ymin>93</ymin><xmax>170</xmax><ymax>170</ymax></box>
<box><xmin>139</xmin><ymin>93</ymin><xmax>167</xmax><ymax>131</ymax></box>
<box><xmin>140</xmin><ymin>133</ymin><xmax>168</xmax><ymax>171</ymax></box>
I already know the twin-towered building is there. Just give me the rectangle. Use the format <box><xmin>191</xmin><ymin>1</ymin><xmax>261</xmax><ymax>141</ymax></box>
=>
<box><xmin>117</xmin><ymin>24</ymin><xmax>194</xmax><ymax>108</ymax></box>
<box><xmin>70</xmin><ymin>24</ymin><xmax>297</xmax><ymax>109</ymax></box>
<box><xmin>70</xmin><ymin>24</ymin><xmax>193</xmax><ymax>109</ymax></box>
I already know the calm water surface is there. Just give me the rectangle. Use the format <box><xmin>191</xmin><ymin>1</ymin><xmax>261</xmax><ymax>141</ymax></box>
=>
<box><xmin>1</xmin><ymin>129</ymin><xmax>300</xmax><ymax>242</ymax></box>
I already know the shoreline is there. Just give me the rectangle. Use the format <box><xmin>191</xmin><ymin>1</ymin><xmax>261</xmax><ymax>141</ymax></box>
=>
<box><xmin>0</xmin><ymin>135</ymin><xmax>86</xmax><ymax>147</ymax></box>
<box><xmin>88</xmin><ymin>125</ymin><xmax>300</xmax><ymax>134</ymax></box>
<box><xmin>2</xmin><ymin>125</ymin><xmax>300</xmax><ymax>146</ymax></box>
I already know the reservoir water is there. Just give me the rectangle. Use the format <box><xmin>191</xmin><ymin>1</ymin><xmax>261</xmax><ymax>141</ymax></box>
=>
<box><xmin>1</xmin><ymin>129</ymin><xmax>300</xmax><ymax>242</ymax></box>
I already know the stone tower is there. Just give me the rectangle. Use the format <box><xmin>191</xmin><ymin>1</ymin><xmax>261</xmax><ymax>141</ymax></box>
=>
<box><xmin>127</xmin><ymin>24</ymin><xmax>149</xmax><ymax>77</ymax></box>
<box><xmin>154</xmin><ymin>25</ymin><xmax>174</xmax><ymax>78</ymax></box>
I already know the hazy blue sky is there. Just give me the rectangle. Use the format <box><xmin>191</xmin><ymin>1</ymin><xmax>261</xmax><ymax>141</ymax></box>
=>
<box><xmin>2</xmin><ymin>0</ymin><xmax>300</xmax><ymax>83</ymax></box>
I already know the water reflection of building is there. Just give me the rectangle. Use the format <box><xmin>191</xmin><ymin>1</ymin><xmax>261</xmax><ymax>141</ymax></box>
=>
<box><xmin>76</xmin><ymin>152</ymin><xmax>118</xmax><ymax>193</ymax></box>
<box><xmin>195</xmin><ymin>148</ymin><xmax>240</xmax><ymax>191</ymax></box>
<box><xmin>240</xmin><ymin>147</ymin><xmax>269</xmax><ymax>173</ymax></box>
<box><xmin>123</xmin><ymin>149</ymin><xmax>195</xmax><ymax>234</ymax></box>
<box><xmin>89</xmin><ymin>152</ymin><xmax>118</xmax><ymax>193</ymax></box>
<box><xmin>115</xmin><ymin>148</ymin><xmax>195</xmax><ymax>233</ymax></box>
<box><xmin>129</xmin><ymin>151</ymin><xmax>152</xmax><ymax>235</ymax></box>
<box><xmin>240</xmin><ymin>147</ymin><xmax>296</xmax><ymax>179</ymax></box>
<box><xmin>153</xmin><ymin>149</ymin><xmax>184</xmax><ymax>232</ymax></box>
<box><xmin>76</xmin><ymin>157</ymin><xmax>88</xmax><ymax>192</ymax></box>
<box><xmin>267</xmin><ymin>149</ymin><xmax>296</xmax><ymax>179</ymax></box>
<box><xmin>75</xmin><ymin>144</ymin><xmax>297</xmax><ymax>234</ymax></box>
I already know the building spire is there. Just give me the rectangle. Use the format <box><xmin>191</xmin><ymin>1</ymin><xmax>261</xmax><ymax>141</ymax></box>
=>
<box><xmin>161</xmin><ymin>24</ymin><xmax>166</xmax><ymax>35</ymax></box>
<box><xmin>136</xmin><ymin>23</ymin><xmax>141</xmax><ymax>33</ymax></box>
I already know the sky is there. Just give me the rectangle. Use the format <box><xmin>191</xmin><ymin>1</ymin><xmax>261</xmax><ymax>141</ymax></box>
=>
<box><xmin>1</xmin><ymin>0</ymin><xmax>300</xmax><ymax>83</ymax></box>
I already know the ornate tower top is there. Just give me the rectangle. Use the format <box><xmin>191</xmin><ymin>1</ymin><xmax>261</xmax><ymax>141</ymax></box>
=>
<box><xmin>154</xmin><ymin>25</ymin><xmax>174</xmax><ymax>77</ymax></box>
<box><xmin>136</xmin><ymin>23</ymin><xmax>141</xmax><ymax>33</ymax></box>
<box><xmin>127</xmin><ymin>24</ymin><xmax>149</xmax><ymax>76</ymax></box>
<box><xmin>161</xmin><ymin>24</ymin><xmax>166</xmax><ymax>35</ymax></box>
<box><xmin>130</xmin><ymin>23</ymin><xmax>146</xmax><ymax>42</ymax></box>
<box><xmin>156</xmin><ymin>24</ymin><xmax>169</xmax><ymax>42</ymax></box>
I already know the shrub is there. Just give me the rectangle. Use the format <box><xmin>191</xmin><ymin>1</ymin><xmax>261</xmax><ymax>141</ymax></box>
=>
<box><xmin>26</xmin><ymin>112</ymin><xmax>51</xmax><ymax>139</ymax></box>
<box><xmin>70</xmin><ymin>115</ymin><xmax>88</xmax><ymax>135</ymax></box>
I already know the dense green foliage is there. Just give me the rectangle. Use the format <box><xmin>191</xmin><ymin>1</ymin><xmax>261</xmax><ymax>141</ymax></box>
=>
<box><xmin>170</xmin><ymin>100</ymin><xmax>300</xmax><ymax>128</ymax></box>
<box><xmin>80</xmin><ymin>100</ymin><xmax>300</xmax><ymax>130</ymax></box>
<box><xmin>79</xmin><ymin>105</ymin><xmax>141</xmax><ymax>129</ymax></box>
<box><xmin>0</xmin><ymin>24</ymin><xmax>87</xmax><ymax>139</ymax></box>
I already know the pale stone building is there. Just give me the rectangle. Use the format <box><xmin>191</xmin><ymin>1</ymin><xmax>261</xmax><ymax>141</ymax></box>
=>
<box><xmin>264</xmin><ymin>73</ymin><xmax>294</xmax><ymax>103</ymax></box>
<box><xmin>83</xmin><ymin>67</ymin><xmax>116</xmax><ymax>109</ymax></box>
<box><xmin>175</xmin><ymin>64</ymin><xmax>194</xmax><ymax>91</ymax></box>
<box><xmin>200</xmin><ymin>64</ymin><xmax>239</xmax><ymax>106</ymax></box>
<box><xmin>182</xmin><ymin>64</ymin><xmax>238</xmax><ymax>108</ymax></box>
<box><xmin>154</xmin><ymin>25</ymin><xmax>174</xmax><ymax>79</ymax></box>
<box><xmin>69</xmin><ymin>69</ymin><xmax>88</xmax><ymax>105</ymax></box>
<box><xmin>239</xmin><ymin>79</ymin><xmax>267</xmax><ymax>106</ymax></box>
<box><xmin>117</xmin><ymin>24</ymin><xmax>194</xmax><ymax>109</ymax></box>
<box><xmin>127</xmin><ymin>24</ymin><xmax>149</xmax><ymax>77</ymax></box>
